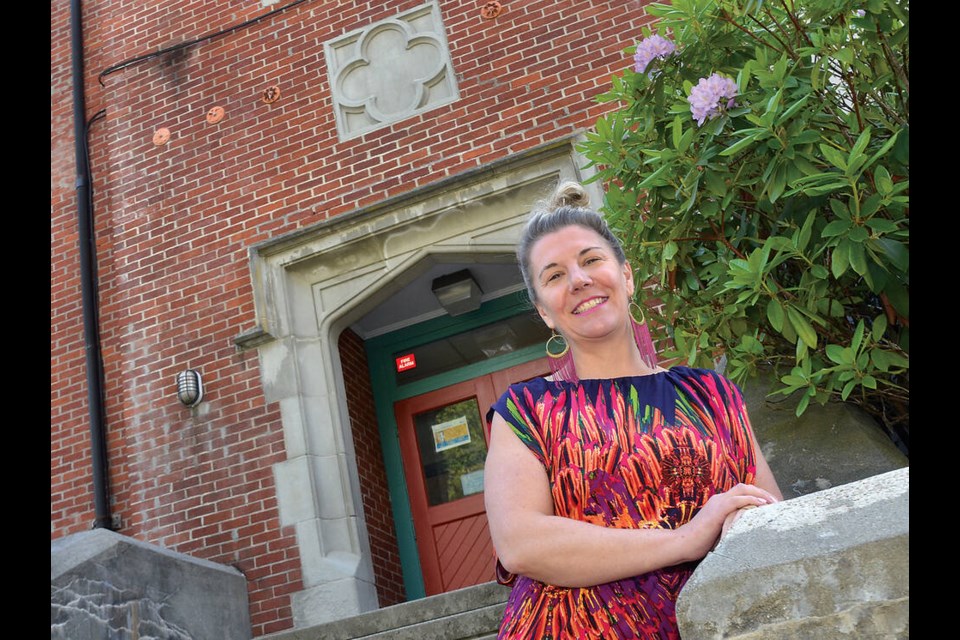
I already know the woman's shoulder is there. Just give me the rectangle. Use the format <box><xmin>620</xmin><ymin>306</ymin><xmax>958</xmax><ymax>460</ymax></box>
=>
<box><xmin>666</xmin><ymin>365</ymin><xmax>743</xmax><ymax>395</ymax></box>
<box><xmin>667</xmin><ymin>364</ymin><xmax>724</xmax><ymax>378</ymax></box>
<box><xmin>504</xmin><ymin>375</ymin><xmax>553</xmax><ymax>395</ymax></box>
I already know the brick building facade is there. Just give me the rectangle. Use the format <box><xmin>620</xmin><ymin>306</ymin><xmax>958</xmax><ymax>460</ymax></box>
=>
<box><xmin>51</xmin><ymin>1</ymin><xmax>656</xmax><ymax>635</ymax></box>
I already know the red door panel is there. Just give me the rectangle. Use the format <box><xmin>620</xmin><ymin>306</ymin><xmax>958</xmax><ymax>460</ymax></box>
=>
<box><xmin>394</xmin><ymin>357</ymin><xmax>549</xmax><ymax>595</ymax></box>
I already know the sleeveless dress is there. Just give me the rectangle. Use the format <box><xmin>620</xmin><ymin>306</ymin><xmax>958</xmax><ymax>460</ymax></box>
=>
<box><xmin>486</xmin><ymin>366</ymin><xmax>759</xmax><ymax>639</ymax></box>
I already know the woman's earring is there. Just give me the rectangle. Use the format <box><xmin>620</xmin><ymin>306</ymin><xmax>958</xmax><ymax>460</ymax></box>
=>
<box><xmin>545</xmin><ymin>331</ymin><xmax>569</xmax><ymax>359</ymax></box>
<box><xmin>630</xmin><ymin>301</ymin><xmax>646</xmax><ymax>325</ymax></box>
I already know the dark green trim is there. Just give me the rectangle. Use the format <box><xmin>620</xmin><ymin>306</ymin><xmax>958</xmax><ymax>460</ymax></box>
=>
<box><xmin>364</xmin><ymin>291</ymin><xmax>540</xmax><ymax>600</ymax></box>
<box><xmin>365</xmin><ymin>290</ymin><xmax>536</xmax><ymax>354</ymax></box>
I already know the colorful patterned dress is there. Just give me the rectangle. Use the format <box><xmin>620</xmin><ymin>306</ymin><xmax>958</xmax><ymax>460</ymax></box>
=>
<box><xmin>486</xmin><ymin>366</ymin><xmax>759</xmax><ymax>639</ymax></box>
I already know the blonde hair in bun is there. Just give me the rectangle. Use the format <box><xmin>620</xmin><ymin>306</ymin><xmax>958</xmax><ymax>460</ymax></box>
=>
<box><xmin>547</xmin><ymin>181</ymin><xmax>591</xmax><ymax>210</ymax></box>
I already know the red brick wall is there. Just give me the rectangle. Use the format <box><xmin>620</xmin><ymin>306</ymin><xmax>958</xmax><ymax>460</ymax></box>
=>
<box><xmin>339</xmin><ymin>329</ymin><xmax>406</xmax><ymax>607</ymax></box>
<box><xmin>52</xmin><ymin>1</ymin><xmax>656</xmax><ymax>635</ymax></box>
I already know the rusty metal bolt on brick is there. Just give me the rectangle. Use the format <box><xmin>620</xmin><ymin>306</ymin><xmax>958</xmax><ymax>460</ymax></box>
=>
<box><xmin>152</xmin><ymin>127</ymin><xmax>171</xmax><ymax>145</ymax></box>
<box><xmin>262</xmin><ymin>85</ymin><xmax>281</xmax><ymax>104</ymax></box>
<box><xmin>206</xmin><ymin>106</ymin><xmax>225</xmax><ymax>124</ymax></box>
<box><xmin>481</xmin><ymin>1</ymin><xmax>503</xmax><ymax>20</ymax></box>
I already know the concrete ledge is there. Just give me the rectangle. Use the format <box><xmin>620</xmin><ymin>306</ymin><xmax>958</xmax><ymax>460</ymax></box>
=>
<box><xmin>677</xmin><ymin>468</ymin><xmax>909</xmax><ymax>640</ymax></box>
<box><xmin>52</xmin><ymin>528</ymin><xmax>251</xmax><ymax>640</ymax></box>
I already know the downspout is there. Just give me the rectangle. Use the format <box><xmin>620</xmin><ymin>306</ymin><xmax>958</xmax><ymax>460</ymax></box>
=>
<box><xmin>71</xmin><ymin>0</ymin><xmax>113</xmax><ymax>530</ymax></box>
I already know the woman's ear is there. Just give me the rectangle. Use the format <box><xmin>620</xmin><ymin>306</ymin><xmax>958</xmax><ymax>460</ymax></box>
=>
<box><xmin>623</xmin><ymin>260</ymin><xmax>635</xmax><ymax>295</ymax></box>
<box><xmin>534</xmin><ymin>302</ymin><xmax>555</xmax><ymax>330</ymax></box>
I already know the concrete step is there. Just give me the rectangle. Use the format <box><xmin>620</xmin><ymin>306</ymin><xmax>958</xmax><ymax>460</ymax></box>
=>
<box><xmin>259</xmin><ymin>581</ymin><xmax>511</xmax><ymax>640</ymax></box>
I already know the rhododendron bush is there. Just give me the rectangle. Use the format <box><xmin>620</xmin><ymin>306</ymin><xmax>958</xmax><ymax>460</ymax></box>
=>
<box><xmin>579</xmin><ymin>0</ymin><xmax>909</xmax><ymax>451</ymax></box>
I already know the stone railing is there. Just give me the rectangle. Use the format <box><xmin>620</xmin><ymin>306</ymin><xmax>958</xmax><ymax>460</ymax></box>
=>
<box><xmin>677</xmin><ymin>466</ymin><xmax>909</xmax><ymax>639</ymax></box>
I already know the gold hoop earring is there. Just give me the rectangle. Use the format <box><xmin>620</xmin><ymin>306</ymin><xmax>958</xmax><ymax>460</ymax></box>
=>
<box><xmin>630</xmin><ymin>301</ymin><xmax>646</xmax><ymax>325</ymax></box>
<box><xmin>545</xmin><ymin>331</ymin><xmax>569</xmax><ymax>359</ymax></box>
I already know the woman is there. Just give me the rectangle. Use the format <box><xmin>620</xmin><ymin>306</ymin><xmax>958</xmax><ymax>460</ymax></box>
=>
<box><xmin>484</xmin><ymin>181</ymin><xmax>783</xmax><ymax>639</ymax></box>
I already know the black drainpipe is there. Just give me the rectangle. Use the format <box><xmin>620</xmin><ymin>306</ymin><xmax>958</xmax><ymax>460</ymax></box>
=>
<box><xmin>71</xmin><ymin>0</ymin><xmax>113</xmax><ymax>531</ymax></box>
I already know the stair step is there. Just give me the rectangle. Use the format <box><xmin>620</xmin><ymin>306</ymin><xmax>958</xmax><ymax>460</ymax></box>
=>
<box><xmin>259</xmin><ymin>581</ymin><xmax>511</xmax><ymax>640</ymax></box>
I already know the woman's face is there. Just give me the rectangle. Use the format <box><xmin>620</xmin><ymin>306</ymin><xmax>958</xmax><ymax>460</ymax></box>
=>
<box><xmin>528</xmin><ymin>224</ymin><xmax>634</xmax><ymax>347</ymax></box>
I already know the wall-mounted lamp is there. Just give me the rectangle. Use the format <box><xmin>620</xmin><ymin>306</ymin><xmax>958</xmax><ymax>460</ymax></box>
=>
<box><xmin>176</xmin><ymin>369</ymin><xmax>204</xmax><ymax>407</ymax></box>
<box><xmin>432</xmin><ymin>269</ymin><xmax>483</xmax><ymax>316</ymax></box>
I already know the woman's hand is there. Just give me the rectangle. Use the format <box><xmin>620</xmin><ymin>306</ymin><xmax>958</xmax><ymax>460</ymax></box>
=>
<box><xmin>676</xmin><ymin>483</ymin><xmax>779</xmax><ymax>561</ymax></box>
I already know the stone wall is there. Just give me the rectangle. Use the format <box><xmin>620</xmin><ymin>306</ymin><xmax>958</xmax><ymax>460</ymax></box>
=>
<box><xmin>52</xmin><ymin>529</ymin><xmax>251</xmax><ymax>640</ymax></box>
<box><xmin>737</xmin><ymin>366</ymin><xmax>907</xmax><ymax>497</ymax></box>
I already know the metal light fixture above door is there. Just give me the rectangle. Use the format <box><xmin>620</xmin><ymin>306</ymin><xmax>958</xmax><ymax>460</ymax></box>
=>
<box><xmin>431</xmin><ymin>269</ymin><xmax>483</xmax><ymax>316</ymax></box>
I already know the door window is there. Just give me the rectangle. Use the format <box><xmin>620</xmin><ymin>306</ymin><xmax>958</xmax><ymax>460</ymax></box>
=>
<box><xmin>412</xmin><ymin>397</ymin><xmax>488</xmax><ymax>506</ymax></box>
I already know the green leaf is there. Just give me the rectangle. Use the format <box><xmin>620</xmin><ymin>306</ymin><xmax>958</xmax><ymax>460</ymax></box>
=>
<box><xmin>820</xmin><ymin>144</ymin><xmax>848</xmax><ymax>171</ymax></box>
<box><xmin>637</xmin><ymin>164</ymin><xmax>672</xmax><ymax>189</ymax></box>
<box><xmin>704</xmin><ymin>170</ymin><xmax>727</xmax><ymax>196</ymax></box>
<box><xmin>860</xmin><ymin>193</ymin><xmax>882</xmax><ymax>218</ymax></box>
<box><xmin>787</xmin><ymin>306</ymin><xmax>818</xmax><ymax>349</ymax></box>
<box><xmin>767</xmin><ymin>164</ymin><xmax>787</xmax><ymax>203</ymax></box>
<box><xmin>826</xmin><ymin>344</ymin><xmax>850</xmax><ymax>365</ymax></box>
<box><xmin>810</xmin><ymin>58</ymin><xmax>822</xmax><ymax>91</ymax></box>
<box><xmin>848</xmin><ymin>242</ymin><xmax>868</xmax><ymax>275</ymax></box>
<box><xmin>765</xmin><ymin>236</ymin><xmax>793</xmax><ymax>252</ymax></box>
<box><xmin>861</xmin><ymin>130</ymin><xmax>901</xmax><ymax>173</ymax></box>
<box><xmin>885</xmin><ymin>279</ymin><xmax>909</xmax><ymax>317</ymax></box>
<box><xmin>767</xmin><ymin>299</ymin><xmax>784</xmax><ymax>332</ymax></box>
<box><xmin>866</xmin><ymin>218</ymin><xmax>899</xmax><ymax>234</ymax></box>
<box><xmin>663</xmin><ymin>240</ymin><xmax>679</xmax><ymax>261</ymax></box>
<box><xmin>796</xmin><ymin>394</ymin><xmax>810</xmax><ymax>417</ymax></box>
<box><xmin>872</xmin><ymin>314</ymin><xmax>888</xmax><ymax>342</ymax></box>
<box><xmin>775</xmin><ymin>94</ymin><xmax>811</xmax><ymax>126</ymax></box>
<box><xmin>831</xmin><ymin>241</ymin><xmax>850</xmax><ymax>278</ymax></box>
<box><xmin>872</xmin><ymin>349</ymin><xmax>909</xmax><ymax>372</ymax></box>
<box><xmin>873</xmin><ymin>238</ymin><xmax>909</xmax><ymax>272</ymax></box>
<box><xmin>796</xmin><ymin>211</ymin><xmax>815</xmax><ymax>251</ymax></box>
<box><xmin>720</xmin><ymin>130</ymin><xmax>763</xmax><ymax>157</ymax></box>
<box><xmin>852</xmin><ymin>320</ymin><xmax>865</xmax><ymax>353</ymax></box>
<box><xmin>847</xmin><ymin>127</ymin><xmax>872</xmax><ymax>175</ymax></box>
<box><xmin>841</xmin><ymin>380</ymin><xmax>856</xmax><ymax>401</ymax></box>
<box><xmin>829</xmin><ymin>198</ymin><xmax>850</xmax><ymax>219</ymax></box>
<box><xmin>822</xmin><ymin>220</ymin><xmax>852</xmax><ymax>237</ymax></box>
<box><xmin>672</xmin><ymin>115</ymin><xmax>683</xmax><ymax>150</ymax></box>
<box><xmin>871</xmin><ymin>349</ymin><xmax>891</xmax><ymax>372</ymax></box>
<box><xmin>781</xmin><ymin>374</ymin><xmax>807</xmax><ymax>387</ymax></box>
<box><xmin>737</xmin><ymin>60</ymin><xmax>754</xmax><ymax>93</ymax></box>
<box><xmin>765</xmin><ymin>89</ymin><xmax>783</xmax><ymax>116</ymax></box>
<box><xmin>874</xmin><ymin>165</ymin><xmax>894</xmax><ymax>195</ymax></box>
<box><xmin>848</xmin><ymin>226</ymin><xmax>869</xmax><ymax>243</ymax></box>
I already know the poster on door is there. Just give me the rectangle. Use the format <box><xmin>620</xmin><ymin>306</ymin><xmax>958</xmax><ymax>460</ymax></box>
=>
<box><xmin>432</xmin><ymin>416</ymin><xmax>471</xmax><ymax>452</ymax></box>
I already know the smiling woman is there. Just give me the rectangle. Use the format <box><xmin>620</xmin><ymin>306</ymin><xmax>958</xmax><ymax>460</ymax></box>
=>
<box><xmin>528</xmin><ymin>224</ymin><xmax>640</xmax><ymax>374</ymax></box>
<box><xmin>514</xmin><ymin>183</ymin><xmax>660</xmax><ymax>383</ymax></box>
<box><xmin>483</xmin><ymin>181</ymin><xmax>783</xmax><ymax>639</ymax></box>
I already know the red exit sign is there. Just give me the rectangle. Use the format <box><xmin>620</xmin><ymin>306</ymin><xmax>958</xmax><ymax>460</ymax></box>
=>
<box><xmin>395</xmin><ymin>353</ymin><xmax>417</xmax><ymax>372</ymax></box>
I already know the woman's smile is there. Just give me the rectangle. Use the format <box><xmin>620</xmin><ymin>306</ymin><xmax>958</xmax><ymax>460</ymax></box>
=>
<box><xmin>572</xmin><ymin>296</ymin><xmax>608</xmax><ymax>315</ymax></box>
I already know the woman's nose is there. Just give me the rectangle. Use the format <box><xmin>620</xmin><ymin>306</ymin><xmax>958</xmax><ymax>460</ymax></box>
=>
<box><xmin>568</xmin><ymin>267</ymin><xmax>591</xmax><ymax>290</ymax></box>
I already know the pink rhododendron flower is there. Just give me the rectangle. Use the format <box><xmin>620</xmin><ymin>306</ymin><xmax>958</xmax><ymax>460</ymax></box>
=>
<box><xmin>688</xmin><ymin>73</ymin><xmax>739</xmax><ymax>125</ymax></box>
<box><xmin>633</xmin><ymin>34</ymin><xmax>676</xmax><ymax>77</ymax></box>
